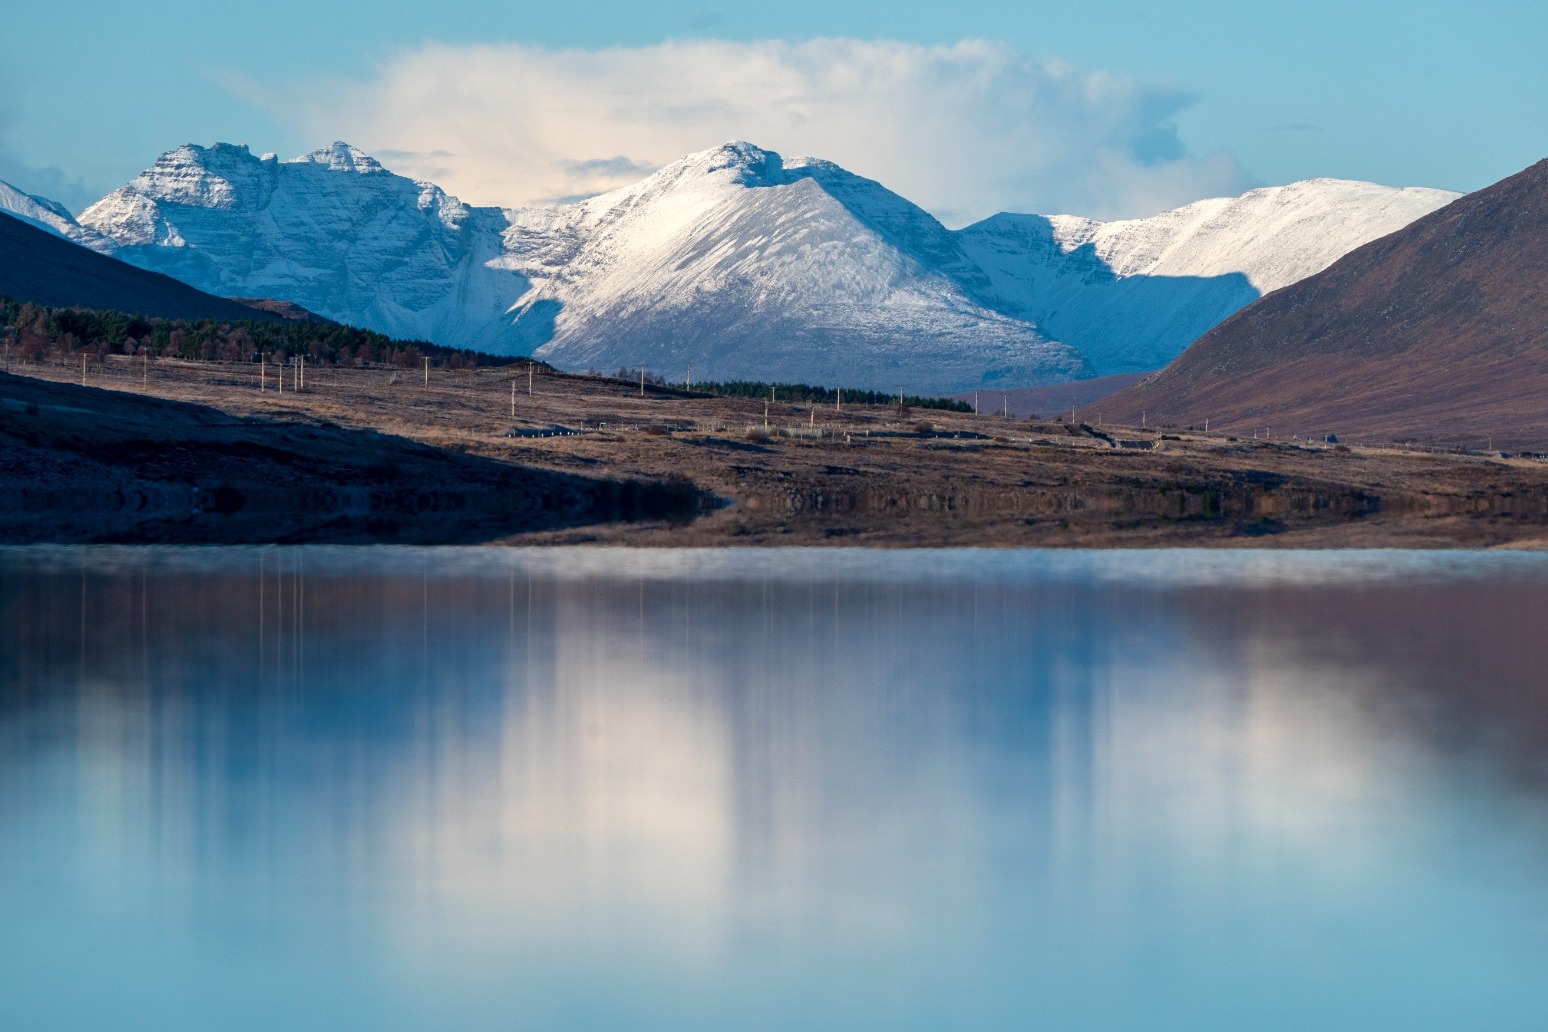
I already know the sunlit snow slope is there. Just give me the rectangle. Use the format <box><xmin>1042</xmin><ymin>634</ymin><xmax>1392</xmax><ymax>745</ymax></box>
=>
<box><xmin>500</xmin><ymin>143</ymin><xmax>1085</xmax><ymax>390</ymax></box>
<box><xmin>67</xmin><ymin>140</ymin><xmax>1459</xmax><ymax>392</ymax></box>
<box><xmin>958</xmin><ymin>179</ymin><xmax>1459</xmax><ymax>373</ymax></box>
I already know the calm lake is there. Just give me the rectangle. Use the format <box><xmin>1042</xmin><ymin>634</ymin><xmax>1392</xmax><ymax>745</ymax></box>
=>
<box><xmin>3</xmin><ymin>547</ymin><xmax>1548</xmax><ymax>1031</ymax></box>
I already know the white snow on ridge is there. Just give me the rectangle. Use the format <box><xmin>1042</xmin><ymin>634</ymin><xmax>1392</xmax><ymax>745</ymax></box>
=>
<box><xmin>0</xmin><ymin>179</ymin><xmax>119</xmax><ymax>252</ymax></box>
<box><xmin>58</xmin><ymin>140</ymin><xmax>1461</xmax><ymax>390</ymax></box>
<box><xmin>78</xmin><ymin>143</ymin><xmax>528</xmax><ymax>351</ymax></box>
<box><xmin>499</xmin><ymin>144</ymin><xmax>1085</xmax><ymax>390</ymax></box>
<box><xmin>959</xmin><ymin>178</ymin><xmax>1458</xmax><ymax>372</ymax></box>
<box><xmin>1051</xmin><ymin>178</ymin><xmax>1459</xmax><ymax>290</ymax></box>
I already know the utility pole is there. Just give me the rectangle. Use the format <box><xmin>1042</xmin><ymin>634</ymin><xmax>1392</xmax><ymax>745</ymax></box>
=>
<box><xmin>836</xmin><ymin>387</ymin><xmax>842</xmax><ymax>413</ymax></box>
<box><xmin>142</xmin><ymin>351</ymin><xmax>148</xmax><ymax>385</ymax></box>
<box><xmin>261</xmin><ymin>353</ymin><xmax>265</xmax><ymax>392</ymax></box>
<box><xmin>511</xmin><ymin>378</ymin><xmax>516</xmax><ymax>418</ymax></box>
<box><xmin>528</xmin><ymin>363</ymin><xmax>533</xmax><ymax>396</ymax></box>
<box><xmin>424</xmin><ymin>357</ymin><xmax>429</xmax><ymax>387</ymax></box>
<box><xmin>299</xmin><ymin>356</ymin><xmax>305</xmax><ymax>391</ymax></box>
<box><xmin>974</xmin><ymin>391</ymin><xmax>979</xmax><ymax>415</ymax></box>
<box><xmin>81</xmin><ymin>355</ymin><xmax>86</xmax><ymax>387</ymax></box>
<box><xmin>686</xmin><ymin>363</ymin><xmax>692</xmax><ymax>391</ymax></box>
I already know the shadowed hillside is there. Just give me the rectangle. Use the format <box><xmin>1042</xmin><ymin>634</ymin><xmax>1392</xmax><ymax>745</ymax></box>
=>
<box><xmin>0</xmin><ymin>370</ymin><xmax>704</xmax><ymax>543</ymax></box>
<box><xmin>0</xmin><ymin>211</ymin><xmax>287</xmax><ymax>323</ymax></box>
<box><xmin>1092</xmin><ymin>160</ymin><xmax>1548</xmax><ymax>449</ymax></box>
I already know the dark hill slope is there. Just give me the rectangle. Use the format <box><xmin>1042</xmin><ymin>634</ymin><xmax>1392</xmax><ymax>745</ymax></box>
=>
<box><xmin>1092</xmin><ymin>159</ymin><xmax>1548</xmax><ymax>449</ymax></box>
<box><xmin>0</xmin><ymin>370</ymin><xmax>702</xmax><ymax>543</ymax></box>
<box><xmin>0</xmin><ymin>211</ymin><xmax>283</xmax><ymax>323</ymax></box>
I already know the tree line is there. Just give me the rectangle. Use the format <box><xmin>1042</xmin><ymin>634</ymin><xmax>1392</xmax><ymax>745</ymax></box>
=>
<box><xmin>0</xmin><ymin>297</ymin><xmax>531</xmax><ymax>370</ymax></box>
<box><xmin>692</xmin><ymin>379</ymin><xmax>973</xmax><ymax>413</ymax></box>
<box><xmin>0</xmin><ymin>298</ymin><xmax>973</xmax><ymax>411</ymax></box>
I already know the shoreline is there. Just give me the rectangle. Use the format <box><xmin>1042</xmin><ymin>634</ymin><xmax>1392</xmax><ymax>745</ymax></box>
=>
<box><xmin>6</xmin><ymin>356</ymin><xmax>1548</xmax><ymax>549</ymax></box>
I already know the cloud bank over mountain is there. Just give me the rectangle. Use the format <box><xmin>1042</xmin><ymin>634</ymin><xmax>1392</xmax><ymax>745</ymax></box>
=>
<box><xmin>282</xmin><ymin>38</ymin><xmax>1252</xmax><ymax>226</ymax></box>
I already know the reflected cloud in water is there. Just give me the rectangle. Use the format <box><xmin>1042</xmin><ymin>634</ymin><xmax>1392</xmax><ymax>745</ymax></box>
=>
<box><xmin>2</xmin><ymin>548</ymin><xmax>1548</xmax><ymax>1031</ymax></box>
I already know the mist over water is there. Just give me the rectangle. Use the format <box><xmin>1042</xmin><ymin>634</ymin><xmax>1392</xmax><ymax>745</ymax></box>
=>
<box><xmin>3</xmin><ymin>547</ymin><xmax>1548</xmax><ymax>1031</ymax></box>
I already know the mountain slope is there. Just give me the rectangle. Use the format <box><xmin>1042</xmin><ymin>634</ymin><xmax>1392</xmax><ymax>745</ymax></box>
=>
<box><xmin>0</xmin><ymin>210</ymin><xmax>284</xmax><ymax>323</ymax></box>
<box><xmin>504</xmin><ymin>143</ymin><xmax>1085</xmax><ymax>391</ymax></box>
<box><xmin>78</xmin><ymin>143</ymin><xmax>528</xmax><ymax>350</ymax></box>
<box><xmin>72</xmin><ymin>140</ymin><xmax>1455</xmax><ymax>392</ymax></box>
<box><xmin>958</xmin><ymin>179</ymin><xmax>1458</xmax><ymax>373</ymax></box>
<box><xmin>0</xmin><ymin>179</ymin><xmax>119</xmax><ymax>252</ymax></box>
<box><xmin>1092</xmin><ymin>159</ymin><xmax>1548</xmax><ymax>449</ymax></box>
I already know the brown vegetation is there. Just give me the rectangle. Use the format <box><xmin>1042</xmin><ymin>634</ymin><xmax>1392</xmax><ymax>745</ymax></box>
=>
<box><xmin>8</xmin><ymin>345</ymin><xmax>1548</xmax><ymax>547</ymax></box>
<box><xmin>1094</xmin><ymin>159</ymin><xmax>1548</xmax><ymax>449</ymax></box>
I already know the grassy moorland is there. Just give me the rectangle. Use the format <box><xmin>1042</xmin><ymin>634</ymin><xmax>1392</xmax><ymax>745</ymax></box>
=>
<box><xmin>7</xmin><ymin>343</ymin><xmax>1548</xmax><ymax>547</ymax></box>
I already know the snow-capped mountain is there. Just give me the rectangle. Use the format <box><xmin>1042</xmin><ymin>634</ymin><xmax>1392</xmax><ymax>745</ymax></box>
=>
<box><xmin>78</xmin><ymin>143</ymin><xmax>527</xmax><ymax>351</ymax></box>
<box><xmin>496</xmin><ymin>143</ymin><xmax>1085</xmax><ymax>390</ymax></box>
<box><xmin>62</xmin><ymin>141</ymin><xmax>1459</xmax><ymax>392</ymax></box>
<box><xmin>959</xmin><ymin>179</ymin><xmax>1458</xmax><ymax>372</ymax></box>
<box><xmin>1092</xmin><ymin>157</ymin><xmax>1548</xmax><ymax>448</ymax></box>
<box><xmin>0</xmin><ymin>179</ymin><xmax>119</xmax><ymax>252</ymax></box>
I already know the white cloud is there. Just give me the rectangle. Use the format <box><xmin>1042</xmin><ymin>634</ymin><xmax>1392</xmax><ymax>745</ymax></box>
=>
<box><xmin>285</xmin><ymin>39</ymin><xmax>1252</xmax><ymax>226</ymax></box>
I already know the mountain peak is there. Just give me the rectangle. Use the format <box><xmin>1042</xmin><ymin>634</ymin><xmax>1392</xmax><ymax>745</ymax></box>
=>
<box><xmin>293</xmin><ymin>142</ymin><xmax>386</xmax><ymax>174</ymax></box>
<box><xmin>70</xmin><ymin>138</ymin><xmax>1459</xmax><ymax>393</ymax></box>
<box><xmin>673</xmin><ymin>141</ymin><xmax>786</xmax><ymax>184</ymax></box>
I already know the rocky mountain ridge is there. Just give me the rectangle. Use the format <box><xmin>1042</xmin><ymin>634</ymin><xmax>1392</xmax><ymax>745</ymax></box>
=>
<box><xmin>2</xmin><ymin>142</ymin><xmax>1457</xmax><ymax>393</ymax></box>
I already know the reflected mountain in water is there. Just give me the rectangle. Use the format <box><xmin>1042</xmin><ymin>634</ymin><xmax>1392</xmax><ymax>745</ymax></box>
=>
<box><xmin>2</xmin><ymin>548</ymin><xmax>1547</xmax><ymax>1032</ymax></box>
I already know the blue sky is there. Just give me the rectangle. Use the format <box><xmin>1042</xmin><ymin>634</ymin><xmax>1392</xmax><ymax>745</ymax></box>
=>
<box><xmin>4</xmin><ymin>0</ymin><xmax>1545</xmax><ymax>221</ymax></box>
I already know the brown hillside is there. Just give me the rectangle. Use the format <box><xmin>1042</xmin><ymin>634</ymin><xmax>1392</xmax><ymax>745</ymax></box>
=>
<box><xmin>1092</xmin><ymin>159</ymin><xmax>1548</xmax><ymax>449</ymax></box>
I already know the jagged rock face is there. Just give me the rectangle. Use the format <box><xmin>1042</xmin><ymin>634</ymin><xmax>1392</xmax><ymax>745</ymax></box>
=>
<box><xmin>67</xmin><ymin>139</ymin><xmax>1459</xmax><ymax>392</ymax></box>
<box><xmin>78</xmin><ymin>143</ymin><xmax>527</xmax><ymax>350</ymax></box>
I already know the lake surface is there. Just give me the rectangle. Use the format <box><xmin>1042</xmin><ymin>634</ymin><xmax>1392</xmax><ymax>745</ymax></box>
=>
<box><xmin>3</xmin><ymin>547</ymin><xmax>1548</xmax><ymax>1031</ymax></box>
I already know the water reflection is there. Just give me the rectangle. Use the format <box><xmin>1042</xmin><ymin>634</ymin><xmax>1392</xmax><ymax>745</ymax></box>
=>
<box><xmin>2</xmin><ymin>548</ymin><xmax>1548</xmax><ymax>1031</ymax></box>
